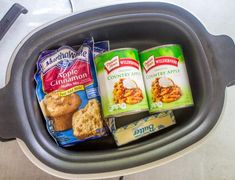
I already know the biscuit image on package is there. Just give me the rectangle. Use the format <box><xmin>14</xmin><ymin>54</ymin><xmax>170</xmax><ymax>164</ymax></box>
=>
<box><xmin>151</xmin><ymin>77</ymin><xmax>182</xmax><ymax>103</ymax></box>
<box><xmin>113</xmin><ymin>78</ymin><xmax>144</xmax><ymax>104</ymax></box>
<box><xmin>72</xmin><ymin>99</ymin><xmax>105</xmax><ymax>139</ymax></box>
<box><xmin>43</xmin><ymin>91</ymin><xmax>81</xmax><ymax>131</ymax></box>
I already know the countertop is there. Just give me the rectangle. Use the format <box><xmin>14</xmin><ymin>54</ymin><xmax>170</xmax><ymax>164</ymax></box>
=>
<box><xmin>0</xmin><ymin>0</ymin><xmax>235</xmax><ymax>179</ymax></box>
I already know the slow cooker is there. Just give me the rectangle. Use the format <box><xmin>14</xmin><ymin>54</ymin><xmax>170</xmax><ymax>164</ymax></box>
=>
<box><xmin>0</xmin><ymin>2</ymin><xmax>235</xmax><ymax>179</ymax></box>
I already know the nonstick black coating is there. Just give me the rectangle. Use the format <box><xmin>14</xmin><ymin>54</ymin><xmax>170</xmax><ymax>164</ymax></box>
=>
<box><xmin>0</xmin><ymin>2</ymin><xmax>235</xmax><ymax>174</ymax></box>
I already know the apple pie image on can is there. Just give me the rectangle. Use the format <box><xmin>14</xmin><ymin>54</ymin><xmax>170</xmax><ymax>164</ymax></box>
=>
<box><xmin>113</xmin><ymin>78</ymin><xmax>144</xmax><ymax>105</ymax></box>
<box><xmin>140</xmin><ymin>44</ymin><xmax>194</xmax><ymax>113</ymax></box>
<box><xmin>151</xmin><ymin>77</ymin><xmax>182</xmax><ymax>103</ymax></box>
<box><xmin>94</xmin><ymin>48</ymin><xmax>149</xmax><ymax>118</ymax></box>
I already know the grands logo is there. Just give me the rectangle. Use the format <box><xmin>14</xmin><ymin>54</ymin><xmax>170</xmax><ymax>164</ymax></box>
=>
<box><xmin>40</xmin><ymin>46</ymin><xmax>89</xmax><ymax>73</ymax></box>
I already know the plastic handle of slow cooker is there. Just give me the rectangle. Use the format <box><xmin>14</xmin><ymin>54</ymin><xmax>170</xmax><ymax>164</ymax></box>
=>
<box><xmin>213</xmin><ymin>35</ymin><xmax>235</xmax><ymax>87</ymax></box>
<box><xmin>0</xmin><ymin>83</ymin><xmax>20</xmax><ymax>142</ymax></box>
<box><xmin>0</xmin><ymin>3</ymin><xmax>28</xmax><ymax>41</ymax></box>
<box><xmin>0</xmin><ymin>4</ymin><xmax>28</xmax><ymax>142</ymax></box>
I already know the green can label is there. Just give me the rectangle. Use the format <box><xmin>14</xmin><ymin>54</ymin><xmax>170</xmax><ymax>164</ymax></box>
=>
<box><xmin>95</xmin><ymin>48</ymin><xmax>148</xmax><ymax>117</ymax></box>
<box><xmin>140</xmin><ymin>44</ymin><xmax>194</xmax><ymax>113</ymax></box>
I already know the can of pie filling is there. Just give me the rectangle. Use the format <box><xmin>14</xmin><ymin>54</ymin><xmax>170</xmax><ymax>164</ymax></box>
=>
<box><xmin>94</xmin><ymin>48</ymin><xmax>149</xmax><ymax>118</ymax></box>
<box><xmin>139</xmin><ymin>44</ymin><xmax>194</xmax><ymax>113</ymax></box>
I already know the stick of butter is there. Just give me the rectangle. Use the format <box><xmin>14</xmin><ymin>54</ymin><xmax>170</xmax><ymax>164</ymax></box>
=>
<box><xmin>106</xmin><ymin>111</ymin><xmax>176</xmax><ymax>146</ymax></box>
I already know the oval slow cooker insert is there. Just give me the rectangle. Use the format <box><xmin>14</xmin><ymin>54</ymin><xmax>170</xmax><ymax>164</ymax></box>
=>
<box><xmin>0</xmin><ymin>2</ymin><xmax>235</xmax><ymax>174</ymax></box>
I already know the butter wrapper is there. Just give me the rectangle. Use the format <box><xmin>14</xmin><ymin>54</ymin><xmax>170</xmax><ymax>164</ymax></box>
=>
<box><xmin>106</xmin><ymin>111</ymin><xmax>176</xmax><ymax>146</ymax></box>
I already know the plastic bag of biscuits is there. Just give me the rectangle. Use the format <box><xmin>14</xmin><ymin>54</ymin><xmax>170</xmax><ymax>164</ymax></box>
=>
<box><xmin>35</xmin><ymin>38</ymin><xmax>109</xmax><ymax>147</ymax></box>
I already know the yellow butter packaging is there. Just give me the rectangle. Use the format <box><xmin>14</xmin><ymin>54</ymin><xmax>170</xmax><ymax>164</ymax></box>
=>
<box><xmin>105</xmin><ymin>111</ymin><xmax>176</xmax><ymax>146</ymax></box>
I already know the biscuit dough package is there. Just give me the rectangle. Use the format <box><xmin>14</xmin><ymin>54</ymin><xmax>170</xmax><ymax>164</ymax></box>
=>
<box><xmin>35</xmin><ymin>38</ymin><xmax>109</xmax><ymax>147</ymax></box>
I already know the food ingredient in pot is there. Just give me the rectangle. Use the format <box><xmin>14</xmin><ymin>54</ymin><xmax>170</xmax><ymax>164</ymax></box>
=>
<box><xmin>106</xmin><ymin>111</ymin><xmax>176</xmax><ymax>146</ymax></box>
<box><xmin>35</xmin><ymin>38</ymin><xmax>109</xmax><ymax>147</ymax></box>
<box><xmin>140</xmin><ymin>44</ymin><xmax>194</xmax><ymax>113</ymax></box>
<box><xmin>94</xmin><ymin>48</ymin><xmax>149</xmax><ymax>118</ymax></box>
